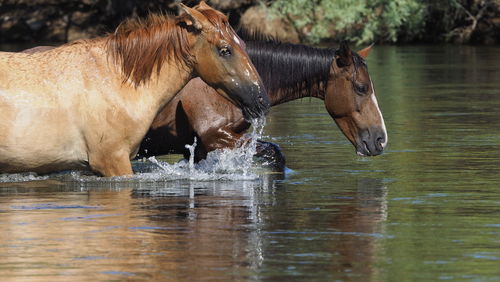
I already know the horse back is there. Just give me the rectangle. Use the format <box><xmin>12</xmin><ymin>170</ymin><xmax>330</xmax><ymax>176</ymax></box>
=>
<box><xmin>21</xmin><ymin>46</ymin><xmax>55</xmax><ymax>54</ymax></box>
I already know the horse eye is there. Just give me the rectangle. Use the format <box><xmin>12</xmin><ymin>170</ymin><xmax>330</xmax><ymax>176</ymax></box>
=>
<box><xmin>354</xmin><ymin>83</ymin><xmax>368</xmax><ymax>94</ymax></box>
<box><xmin>219</xmin><ymin>47</ymin><xmax>232</xmax><ymax>57</ymax></box>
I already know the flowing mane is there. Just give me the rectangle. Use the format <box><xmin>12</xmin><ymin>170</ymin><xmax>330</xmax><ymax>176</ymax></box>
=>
<box><xmin>106</xmin><ymin>13</ymin><xmax>192</xmax><ymax>86</ymax></box>
<box><xmin>106</xmin><ymin>8</ymin><xmax>233</xmax><ymax>87</ymax></box>
<box><xmin>239</xmin><ymin>29</ymin><xmax>366</xmax><ymax>102</ymax></box>
<box><xmin>237</xmin><ymin>30</ymin><xmax>333</xmax><ymax>101</ymax></box>
<box><xmin>247</xmin><ymin>41</ymin><xmax>335</xmax><ymax>101</ymax></box>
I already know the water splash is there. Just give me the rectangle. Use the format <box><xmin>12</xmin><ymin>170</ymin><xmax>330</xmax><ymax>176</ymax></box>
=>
<box><xmin>134</xmin><ymin>117</ymin><xmax>267</xmax><ymax>182</ymax></box>
<box><xmin>0</xmin><ymin>172</ymin><xmax>48</xmax><ymax>183</ymax></box>
<box><xmin>185</xmin><ymin>137</ymin><xmax>197</xmax><ymax>173</ymax></box>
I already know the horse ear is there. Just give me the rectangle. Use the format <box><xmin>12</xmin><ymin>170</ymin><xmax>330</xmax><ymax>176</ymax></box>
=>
<box><xmin>177</xmin><ymin>3</ymin><xmax>203</xmax><ymax>31</ymax></box>
<box><xmin>358</xmin><ymin>43</ymin><xmax>374</xmax><ymax>59</ymax></box>
<box><xmin>335</xmin><ymin>41</ymin><xmax>353</xmax><ymax>68</ymax></box>
<box><xmin>197</xmin><ymin>1</ymin><xmax>211</xmax><ymax>9</ymax></box>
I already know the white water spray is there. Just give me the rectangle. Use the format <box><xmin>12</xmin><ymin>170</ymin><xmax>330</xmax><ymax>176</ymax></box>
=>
<box><xmin>134</xmin><ymin>116</ymin><xmax>267</xmax><ymax>182</ymax></box>
<box><xmin>0</xmin><ymin>172</ymin><xmax>49</xmax><ymax>183</ymax></box>
<box><xmin>185</xmin><ymin>137</ymin><xmax>197</xmax><ymax>174</ymax></box>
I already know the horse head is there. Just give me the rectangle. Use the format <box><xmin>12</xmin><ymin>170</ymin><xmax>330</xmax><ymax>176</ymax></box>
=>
<box><xmin>177</xmin><ymin>2</ymin><xmax>269</xmax><ymax>120</ymax></box>
<box><xmin>325</xmin><ymin>42</ymin><xmax>387</xmax><ymax>156</ymax></box>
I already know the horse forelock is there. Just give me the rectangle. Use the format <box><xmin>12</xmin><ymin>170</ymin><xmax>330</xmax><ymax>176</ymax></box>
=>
<box><xmin>107</xmin><ymin>13</ymin><xmax>194</xmax><ymax>87</ymax></box>
<box><xmin>197</xmin><ymin>9</ymin><xmax>242</xmax><ymax>48</ymax></box>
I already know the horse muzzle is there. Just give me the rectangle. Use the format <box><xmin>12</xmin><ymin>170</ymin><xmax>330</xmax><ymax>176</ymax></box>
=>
<box><xmin>227</xmin><ymin>82</ymin><xmax>270</xmax><ymax>120</ymax></box>
<box><xmin>356</xmin><ymin>127</ymin><xmax>387</xmax><ymax>156</ymax></box>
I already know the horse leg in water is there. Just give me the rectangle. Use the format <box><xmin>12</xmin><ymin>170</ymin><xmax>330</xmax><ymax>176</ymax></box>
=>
<box><xmin>88</xmin><ymin>148</ymin><xmax>133</xmax><ymax>176</ymax></box>
<box><xmin>195</xmin><ymin>124</ymin><xmax>285</xmax><ymax>171</ymax></box>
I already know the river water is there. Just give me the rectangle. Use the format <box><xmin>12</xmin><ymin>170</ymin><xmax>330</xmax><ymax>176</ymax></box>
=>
<box><xmin>1</xmin><ymin>45</ymin><xmax>500</xmax><ymax>281</ymax></box>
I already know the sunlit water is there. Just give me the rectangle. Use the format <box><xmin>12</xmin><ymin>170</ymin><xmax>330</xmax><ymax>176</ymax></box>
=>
<box><xmin>1</xmin><ymin>45</ymin><xmax>500</xmax><ymax>280</ymax></box>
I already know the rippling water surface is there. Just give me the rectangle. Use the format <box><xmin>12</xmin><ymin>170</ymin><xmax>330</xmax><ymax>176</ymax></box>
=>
<box><xmin>1</xmin><ymin>45</ymin><xmax>500</xmax><ymax>280</ymax></box>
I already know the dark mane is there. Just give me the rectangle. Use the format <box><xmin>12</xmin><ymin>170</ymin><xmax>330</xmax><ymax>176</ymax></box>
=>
<box><xmin>246</xmin><ymin>40</ymin><xmax>336</xmax><ymax>101</ymax></box>
<box><xmin>237</xmin><ymin>28</ymin><xmax>278</xmax><ymax>43</ymax></box>
<box><xmin>238</xmin><ymin>28</ymin><xmax>369</xmax><ymax>102</ymax></box>
<box><xmin>106</xmin><ymin>13</ymin><xmax>194</xmax><ymax>86</ymax></box>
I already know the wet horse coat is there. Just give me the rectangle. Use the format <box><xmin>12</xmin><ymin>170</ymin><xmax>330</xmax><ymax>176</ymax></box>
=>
<box><xmin>0</xmin><ymin>2</ymin><xmax>268</xmax><ymax>176</ymax></box>
<box><xmin>138</xmin><ymin>39</ymin><xmax>387</xmax><ymax>163</ymax></box>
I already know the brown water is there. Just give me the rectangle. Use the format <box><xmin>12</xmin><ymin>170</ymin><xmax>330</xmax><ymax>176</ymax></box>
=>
<box><xmin>1</xmin><ymin>45</ymin><xmax>500</xmax><ymax>281</ymax></box>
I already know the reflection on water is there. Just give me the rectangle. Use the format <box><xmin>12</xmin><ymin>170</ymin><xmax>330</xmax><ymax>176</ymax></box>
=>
<box><xmin>0</xmin><ymin>175</ymin><xmax>385</xmax><ymax>281</ymax></box>
<box><xmin>2</xmin><ymin>45</ymin><xmax>500</xmax><ymax>280</ymax></box>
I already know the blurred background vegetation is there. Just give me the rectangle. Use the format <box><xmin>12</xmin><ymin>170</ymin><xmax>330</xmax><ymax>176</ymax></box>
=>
<box><xmin>0</xmin><ymin>0</ymin><xmax>499</xmax><ymax>44</ymax></box>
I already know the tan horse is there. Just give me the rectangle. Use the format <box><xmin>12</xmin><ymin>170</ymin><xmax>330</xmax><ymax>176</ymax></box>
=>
<box><xmin>0</xmin><ymin>2</ymin><xmax>268</xmax><ymax>176</ymax></box>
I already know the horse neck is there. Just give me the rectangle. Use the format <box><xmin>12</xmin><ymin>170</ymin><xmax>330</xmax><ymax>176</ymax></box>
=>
<box><xmin>53</xmin><ymin>38</ymin><xmax>193</xmax><ymax>129</ymax></box>
<box><xmin>268</xmin><ymin>85</ymin><xmax>325</xmax><ymax>106</ymax></box>
<box><xmin>246</xmin><ymin>41</ymin><xmax>334</xmax><ymax>106</ymax></box>
<box><xmin>269</xmin><ymin>82</ymin><xmax>326</xmax><ymax>106</ymax></box>
<box><xmin>137</xmin><ymin>62</ymin><xmax>193</xmax><ymax>106</ymax></box>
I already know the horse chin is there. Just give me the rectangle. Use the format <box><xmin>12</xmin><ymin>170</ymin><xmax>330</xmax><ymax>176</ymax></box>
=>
<box><xmin>215</xmin><ymin>88</ymin><xmax>237</xmax><ymax>105</ymax></box>
<box><xmin>241</xmin><ymin>107</ymin><xmax>260</xmax><ymax>121</ymax></box>
<box><xmin>356</xmin><ymin>150</ymin><xmax>368</xmax><ymax>157</ymax></box>
<box><xmin>355</xmin><ymin>141</ymin><xmax>384</xmax><ymax>157</ymax></box>
<box><xmin>213</xmin><ymin>88</ymin><xmax>257</xmax><ymax>119</ymax></box>
<box><xmin>217</xmin><ymin>82</ymin><xmax>269</xmax><ymax>121</ymax></box>
<box><xmin>355</xmin><ymin>140</ymin><xmax>371</xmax><ymax>157</ymax></box>
<box><xmin>235</xmin><ymin>96</ymin><xmax>268</xmax><ymax>121</ymax></box>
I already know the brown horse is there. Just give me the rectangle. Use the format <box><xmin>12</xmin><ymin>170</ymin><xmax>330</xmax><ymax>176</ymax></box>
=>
<box><xmin>137</xmin><ymin>39</ymin><xmax>387</xmax><ymax>165</ymax></box>
<box><xmin>0</xmin><ymin>2</ymin><xmax>268</xmax><ymax>176</ymax></box>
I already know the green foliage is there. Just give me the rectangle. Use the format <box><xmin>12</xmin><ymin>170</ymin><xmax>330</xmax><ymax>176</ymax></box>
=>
<box><xmin>268</xmin><ymin>0</ymin><xmax>426</xmax><ymax>44</ymax></box>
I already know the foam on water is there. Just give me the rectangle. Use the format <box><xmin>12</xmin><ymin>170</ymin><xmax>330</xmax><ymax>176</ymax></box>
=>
<box><xmin>132</xmin><ymin>117</ymin><xmax>267</xmax><ymax>182</ymax></box>
<box><xmin>0</xmin><ymin>118</ymin><xmax>268</xmax><ymax>183</ymax></box>
<box><xmin>0</xmin><ymin>172</ymin><xmax>49</xmax><ymax>183</ymax></box>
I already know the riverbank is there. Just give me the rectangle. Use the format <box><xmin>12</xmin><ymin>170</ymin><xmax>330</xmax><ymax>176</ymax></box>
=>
<box><xmin>1</xmin><ymin>0</ymin><xmax>499</xmax><ymax>44</ymax></box>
